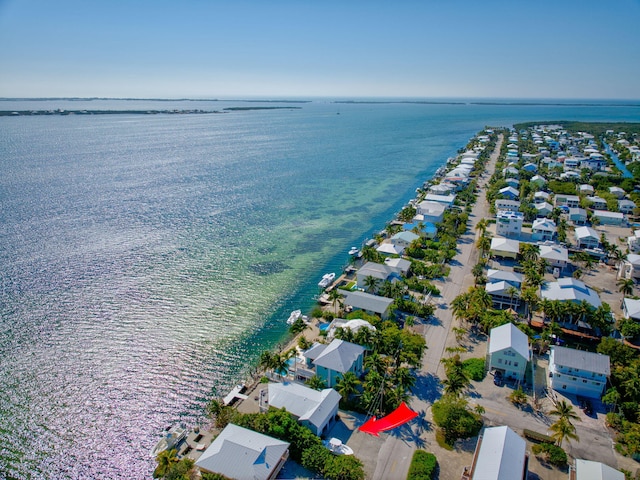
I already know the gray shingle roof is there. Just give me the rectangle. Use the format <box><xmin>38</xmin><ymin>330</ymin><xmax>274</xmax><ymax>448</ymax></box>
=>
<box><xmin>195</xmin><ymin>424</ymin><xmax>289</xmax><ymax>480</ymax></box>
<box><xmin>312</xmin><ymin>339</ymin><xmax>365</xmax><ymax>374</ymax></box>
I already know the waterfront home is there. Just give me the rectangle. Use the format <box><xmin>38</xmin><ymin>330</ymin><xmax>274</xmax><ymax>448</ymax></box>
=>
<box><xmin>619</xmin><ymin>254</ymin><xmax>640</xmax><ymax>280</ymax></box>
<box><xmin>530</xmin><ymin>174</ymin><xmax>547</xmax><ymax>188</ymax></box>
<box><xmin>587</xmin><ymin>196</ymin><xmax>608</xmax><ymax>210</ymax></box>
<box><xmin>548</xmin><ymin>345</ymin><xmax>610</xmax><ymax>398</ymax></box>
<box><xmin>531</xmin><ymin>218</ymin><xmax>557</xmax><ymax>242</ymax></box>
<box><xmin>622</xmin><ymin>298</ymin><xmax>640</xmax><ymax>321</ymax></box>
<box><xmin>496</xmin><ymin>210</ymin><xmax>523</xmax><ymax>238</ymax></box>
<box><xmin>539</xmin><ymin>244</ymin><xmax>569</xmax><ymax>271</ymax></box>
<box><xmin>495</xmin><ymin>199</ymin><xmax>521</xmax><ymax>212</ymax></box>
<box><xmin>569</xmin><ymin>207</ymin><xmax>588</xmax><ymax>225</ymax></box>
<box><xmin>376</xmin><ymin>242</ymin><xmax>404</xmax><ymax>255</ymax></box>
<box><xmin>571</xmin><ymin>459</ymin><xmax>624</xmax><ymax>480</ymax></box>
<box><xmin>498</xmin><ymin>186</ymin><xmax>519</xmax><ymax>201</ymax></box>
<box><xmin>592</xmin><ymin>210</ymin><xmax>624</xmax><ymax>226</ymax></box>
<box><xmin>535</xmin><ymin>201</ymin><xmax>553</xmax><ymax>217</ymax></box>
<box><xmin>541</xmin><ymin>278</ymin><xmax>602</xmax><ymax>309</ymax></box>
<box><xmin>533</xmin><ymin>191</ymin><xmax>550</xmax><ymax>204</ymax></box>
<box><xmin>383</xmin><ymin>257</ymin><xmax>411</xmax><ymax>276</ymax></box>
<box><xmin>195</xmin><ymin>424</ymin><xmax>289</xmax><ymax>480</ymax></box>
<box><xmin>356</xmin><ymin>262</ymin><xmax>397</xmax><ymax>290</ymax></box>
<box><xmin>488</xmin><ymin>323</ymin><xmax>530</xmax><ymax>381</ymax></box>
<box><xmin>390</xmin><ymin>231</ymin><xmax>420</xmax><ymax>249</ymax></box>
<box><xmin>490</xmin><ymin>237</ymin><xmax>520</xmax><ymax>259</ymax></box>
<box><xmin>416</xmin><ymin>200</ymin><xmax>447</xmax><ymax>224</ymax></box>
<box><xmin>574</xmin><ymin>226</ymin><xmax>600</xmax><ymax>249</ymax></box>
<box><xmin>342</xmin><ymin>290</ymin><xmax>394</xmax><ymax>319</ymax></box>
<box><xmin>555</xmin><ymin>194</ymin><xmax>580</xmax><ymax>209</ymax></box>
<box><xmin>618</xmin><ymin>198</ymin><xmax>636</xmax><ymax>214</ymax></box>
<box><xmin>267</xmin><ymin>382</ymin><xmax>341</xmax><ymax>436</ymax></box>
<box><xmin>327</xmin><ymin>318</ymin><xmax>376</xmax><ymax>340</ymax></box>
<box><xmin>304</xmin><ymin>339</ymin><xmax>365</xmax><ymax>388</ymax></box>
<box><xmin>424</xmin><ymin>193</ymin><xmax>456</xmax><ymax>207</ymax></box>
<box><xmin>582</xmin><ymin>155</ymin><xmax>607</xmax><ymax>171</ymax></box>
<box><xmin>429</xmin><ymin>183</ymin><xmax>455</xmax><ymax>195</ymax></box>
<box><xmin>609</xmin><ymin>186</ymin><xmax>626</xmax><ymax>199</ymax></box>
<box><xmin>579</xmin><ymin>184</ymin><xmax>595</xmax><ymax>195</ymax></box>
<box><xmin>464</xmin><ymin>426</ymin><xmax>527</xmax><ymax>480</ymax></box>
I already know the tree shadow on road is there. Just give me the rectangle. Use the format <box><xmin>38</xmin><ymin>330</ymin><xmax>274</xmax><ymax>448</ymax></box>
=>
<box><xmin>413</xmin><ymin>372</ymin><xmax>443</xmax><ymax>404</ymax></box>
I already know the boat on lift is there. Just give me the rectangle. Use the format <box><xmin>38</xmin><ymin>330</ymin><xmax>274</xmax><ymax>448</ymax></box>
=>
<box><xmin>318</xmin><ymin>272</ymin><xmax>335</xmax><ymax>289</ymax></box>
<box><xmin>150</xmin><ymin>425</ymin><xmax>187</xmax><ymax>458</ymax></box>
<box><xmin>287</xmin><ymin>309</ymin><xmax>302</xmax><ymax>325</ymax></box>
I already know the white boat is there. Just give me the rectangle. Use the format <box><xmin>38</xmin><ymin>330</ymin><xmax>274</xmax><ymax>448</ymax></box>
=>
<box><xmin>318</xmin><ymin>272</ymin><xmax>335</xmax><ymax>288</ymax></box>
<box><xmin>323</xmin><ymin>437</ymin><xmax>354</xmax><ymax>456</ymax></box>
<box><xmin>287</xmin><ymin>309</ymin><xmax>302</xmax><ymax>325</ymax></box>
<box><xmin>348</xmin><ymin>247</ymin><xmax>359</xmax><ymax>256</ymax></box>
<box><xmin>150</xmin><ymin>425</ymin><xmax>187</xmax><ymax>457</ymax></box>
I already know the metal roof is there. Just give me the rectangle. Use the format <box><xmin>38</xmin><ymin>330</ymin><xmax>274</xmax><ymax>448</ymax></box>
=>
<box><xmin>312</xmin><ymin>339</ymin><xmax>365</xmax><ymax>374</ymax></box>
<box><xmin>551</xmin><ymin>345</ymin><xmax>610</xmax><ymax>376</ymax></box>
<box><xmin>471</xmin><ymin>426</ymin><xmax>526</xmax><ymax>480</ymax></box>
<box><xmin>489</xmin><ymin>323</ymin><xmax>530</xmax><ymax>361</ymax></box>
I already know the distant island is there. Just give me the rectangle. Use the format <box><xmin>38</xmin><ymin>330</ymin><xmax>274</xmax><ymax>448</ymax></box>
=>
<box><xmin>0</xmin><ymin>109</ymin><xmax>224</xmax><ymax>116</ymax></box>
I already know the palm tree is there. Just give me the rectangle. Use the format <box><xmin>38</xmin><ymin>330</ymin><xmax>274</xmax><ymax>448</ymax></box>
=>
<box><xmin>520</xmin><ymin>286</ymin><xmax>540</xmax><ymax>322</ymax></box>
<box><xmin>617</xmin><ymin>277</ymin><xmax>635</xmax><ymax>296</ymax></box>
<box><xmin>364</xmin><ymin>275</ymin><xmax>379</xmax><ymax>293</ymax></box>
<box><xmin>477</xmin><ymin>234</ymin><xmax>491</xmax><ymax>259</ymax></box>
<box><xmin>451</xmin><ymin>292</ymin><xmax>471</xmax><ymax>323</ymax></box>
<box><xmin>549</xmin><ymin>417</ymin><xmax>579</xmax><ymax>448</ymax></box>
<box><xmin>306</xmin><ymin>375</ymin><xmax>327</xmax><ymax>391</ymax></box>
<box><xmin>327</xmin><ymin>288</ymin><xmax>344</xmax><ymax>315</ymax></box>
<box><xmin>335</xmin><ymin>371</ymin><xmax>360</xmax><ymax>401</ymax></box>
<box><xmin>365</xmin><ymin>352</ymin><xmax>390</xmax><ymax>376</ymax></box>
<box><xmin>154</xmin><ymin>449</ymin><xmax>178</xmax><ymax>478</ymax></box>
<box><xmin>505</xmin><ymin>286</ymin><xmax>520</xmax><ymax>308</ymax></box>
<box><xmin>549</xmin><ymin>400</ymin><xmax>581</xmax><ymax>424</ymax></box>
<box><xmin>442</xmin><ymin>370</ymin><xmax>469</xmax><ymax>397</ymax></box>
<box><xmin>392</xmin><ymin>366</ymin><xmax>416</xmax><ymax>393</ymax></box>
<box><xmin>475</xmin><ymin>218</ymin><xmax>488</xmax><ymax>236</ymax></box>
<box><xmin>519</xmin><ymin>243</ymin><xmax>540</xmax><ymax>263</ymax></box>
<box><xmin>361</xmin><ymin>245</ymin><xmax>379</xmax><ymax>262</ymax></box>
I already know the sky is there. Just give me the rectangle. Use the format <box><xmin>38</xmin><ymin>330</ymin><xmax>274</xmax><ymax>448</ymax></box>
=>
<box><xmin>1</xmin><ymin>0</ymin><xmax>639</xmax><ymax>99</ymax></box>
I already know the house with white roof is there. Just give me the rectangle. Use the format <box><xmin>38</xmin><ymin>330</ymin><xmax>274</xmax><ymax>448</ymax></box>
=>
<box><xmin>571</xmin><ymin>459</ymin><xmax>624</xmax><ymax>480</ymax></box>
<box><xmin>628</xmin><ymin>230</ymin><xmax>640</xmax><ymax>253</ymax></box>
<box><xmin>574</xmin><ymin>226</ymin><xmax>600</xmax><ymax>249</ymax></box>
<box><xmin>490</xmin><ymin>237</ymin><xmax>520</xmax><ymax>259</ymax></box>
<box><xmin>549</xmin><ymin>345</ymin><xmax>610</xmax><ymax>398</ymax></box>
<box><xmin>539</xmin><ymin>244</ymin><xmax>569</xmax><ymax>271</ymax></box>
<box><xmin>609</xmin><ymin>186</ymin><xmax>626</xmax><ymax>199</ymax></box>
<box><xmin>267</xmin><ymin>382</ymin><xmax>341</xmax><ymax>436</ymax></box>
<box><xmin>195</xmin><ymin>424</ymin><xmax>289</xmax><ymax>480</ymax></box>
<box><xmin>416</xmin><ymin>200</ymin><xmax>447</xmax><ymax>224</ymax></box>
<box><xmin>383</xmin><ymin>257</ymin><xmax>411</xmax><ymax>276</ymax></box>
<box><xmin>390</xmin><ymin>231</ymin><xmax>420</xmax><ymax>248</ymax></box>
<box><xmin>541</xmin><ymin>278</ymin><xmax>602</xmax><ymax>308</ymax></box>
<box><xmin>304</xmin><ymin>339</ymin><xmax>365</xmax><ymax>387</ymax></box>
<box><xmin>555</xmin><ymin>194</ymin><xmax>580</xmax><ymax>209</ymax></box>
<box><xmin>622</xmin><ymin>298</ymin><xmax>640</xmax><ymax>321</ymax></box>
<box><xmin>486</xmin><ymin>281</ymin><xmax>520</xmax><ymax>309</ymax></box>
<box><xmin>505</xmin><ymin>178</ymin><xmax>519</xmax><ymax>189</ymax></box>
<box><xmin>503</xmin><ymin>167</ymin><xmax>519</xmax><ymax>178</ymax></box>
<box><xmin>531</xmin><ymin>218</ymin><xmax>557</xmax><ymax>241</ymax></box>
<box><xmin>424</xmin><ymin>193</ymin><xmax>456</xmax><ymax>207</ymax></box>
<box><xmin>429</xmin><ymin>183</ymin><xmax>455</xmax><ymax>195</ymax></box>
<box><xmin>486</xmin><ymin>269</ymin><xmax>523</xmax><ymax>287</ymax></box>
<box><xmin>533</xmin><ymin>191</ymin><xmax>550</xmax><ymax>204</ymax></box>
<box><xmin>587</xmin><ymin>196</ymin><xmax>608</xmax><ymax>210</ymax></box>
<box><xmin>498</xmin><ymin>186</ymin><xmax>519</xmax><ymax>200</ymax></box>
<box><xmin>488</xmin><ymin>323</ymin><xmax>530</xmax><ymax>381</ymax></box>
<box><xmin>535</xmin><ymin>201</ymin><xmax>553</xmax><ymax>217</ymax></box>
<box><xmin>618</xmin><ymin>199</ymin><xmax>636</xmax><ymax>214</ymax></box>
<box><xmin>620</xmin><ymin>254</ymin><xmax>640</xmax><ymax>280</ymax></box>
<box><xmin>496</xmin><ymin>210</ymin><xmax>523</xmax><ymax>238</ymax></box>
<box><xmin>530</xmin><ymin>174</ymin><xmax>547</xmax><ymax>188</ymax></box>
<box><xmin>579</xmin><ymin>184</ymin><xmax>594</xmax><ymax>195</ymax></box>
<box><xmin>376</xmin><ymin>242</ymin><xmax>404</xmax><ymax>255</ymax></box>
<box><xmin>593</xmin><ymin>210</ymin><xmax>625</xmax><ymax>226</ymax></box>
<box><xmin>466</xmin><ymin>426</ymin><xmax>527</xmax><ymax>480</ymax></box>
<box><xmin>495</xmin><ymin>199</ymin><xmax>521</xmax><ymax>212</ymax></box>
<box><xmin>342</xmin><ymin>290</ymin><xmax>394</xmax><ymax>319</ymax></box>
<box><xmin>569</xmin><ymin>207</ymin><xmax>587</xmax><ymax>225</ymax></box>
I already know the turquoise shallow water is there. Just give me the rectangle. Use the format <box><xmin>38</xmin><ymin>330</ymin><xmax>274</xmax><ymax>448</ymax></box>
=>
<box><xmin>1</xmin><ymin>99</ymin><xmax>639</xmax><ymax>479</ymax></box>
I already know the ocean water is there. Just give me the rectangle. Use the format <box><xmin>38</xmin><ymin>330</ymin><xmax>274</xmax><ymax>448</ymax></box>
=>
<box><xmin>1</xmin><ymin>99</ymin><xmax>639</xmax><ymax>479</ymax></box>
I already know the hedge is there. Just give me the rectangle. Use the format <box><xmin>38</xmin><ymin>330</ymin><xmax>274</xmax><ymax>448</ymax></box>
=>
<box><xmin>407</xmin><ymin>450</ymin><xmax>438</xmax><ymax>480</ymax></box>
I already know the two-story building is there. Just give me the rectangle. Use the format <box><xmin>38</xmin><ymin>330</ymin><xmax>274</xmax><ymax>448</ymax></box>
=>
<box><xmin>488</xmin><ymin>323</ymin><xmax>530</xmax><ymax>381</ymax></box>
<box><xmin>548</xmin><ymin>345</ymin><xmax>610</xmax><ymax>398</ymax></box>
